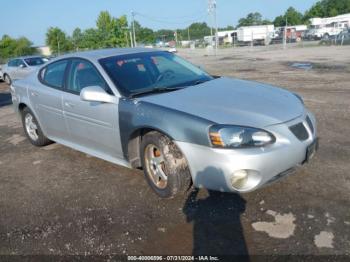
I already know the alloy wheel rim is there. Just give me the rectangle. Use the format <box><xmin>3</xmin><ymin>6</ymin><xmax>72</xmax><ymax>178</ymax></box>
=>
<box><xmin>25</xmin><ymin>113</ymin><xmax>39</xmax><ymax>141</ymax></box>
<box><xmin>144</xmin><ymin>144</ymin><xmax>168</xmax><ymax>189</ymax></box>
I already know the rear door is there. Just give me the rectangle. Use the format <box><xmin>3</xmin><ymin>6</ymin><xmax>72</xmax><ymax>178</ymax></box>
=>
<box><xmin>7</xmin><ymin>59</ymin><xmax>19</xmax><ymax>79</ymax></box>
<box><xmin>62</xmin><ymin>58</ymin><xmax>123</xmax><ymax>158</ymax></box>
<box><xmin>29</xmin><ymin>59</ymin><xmax>69</xmax><ymax>140</ymax></box>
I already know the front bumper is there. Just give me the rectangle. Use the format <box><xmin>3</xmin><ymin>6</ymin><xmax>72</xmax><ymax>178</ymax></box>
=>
<box><xmin>176</xmin><ymin>111</ymin><xmax>317</xmax><ymax>193</ymax></box>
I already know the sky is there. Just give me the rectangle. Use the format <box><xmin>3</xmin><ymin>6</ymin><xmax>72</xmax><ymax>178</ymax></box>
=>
<box><xmin>1</xmin><ymin>0</ymin><xmax>318</xmax><ymax>46</ymax></box>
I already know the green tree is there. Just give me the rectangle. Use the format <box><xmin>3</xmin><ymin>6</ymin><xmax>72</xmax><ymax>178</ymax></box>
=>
<box><xmin>115</xmin><ymin>15</ymin><xmax>129</xmax><ymax>47</ymax></box>
<box><xmin>176</xmin><ymin>22</ymin><xmax>211</xmax><ymax>41</ymax></box>
<box><xmin>274</xmin><ymin>7</ymin><xmax>304</xmax><ymax>26</ymax></box>
<box><xmin>154</xmin><ymin>29</ymin><xmax>175</xmax><ymax>43</ymax></box>
<box><xmin>96</xmin><ymin>11</ymin><xmax>129</xmax><ymax>47</ymax></box>
<box><xmin>0</xmin><ymin>35</ymin><xmax>35</xmax><ymax>62</ymax></box>
<box><xmin>72</xmin><ymin>28</ymin><xmax>84</xmax><ymax>51</ymax></box>
<box><xmin>304</xmin><ymin>2</ymin><xmax>325</xmax><ymax>20</ymax></box>
<box><xmin>46</xmin><ymin>27</ymin><xmax>72</xmax><ymax>55</ymax></box>
<box><xmin>273</xmin><ymin>15</ymin><xmax>285</xmax><ymax>27</ymax></box>
<box><xmin>81</xmin><ymin>28</ymin><xmax>101</xmax><ymax>49</ymax></box>
<box><xmin>219</xmin><ymin>25</ymin><xmax>235</xmax><ymax>31</ymax></box>
<box><xmin>304</xmin><ymin>0</ymin><xmax>350</xmax><ymax>20</ymax></box>
<box><xmin>134</xmin><ymin>21</ymin><xmax>155</xmax><ymax>44</ymax></box>
<box><xmin>285</xmin><ymin>7</ymin><xmax>304</xmax><ymax>25</ymax></box>
<box><xmin>96</xmin><ymin>11</ymin><xmax>117</xmax><ymax>47</ymax></box>
<box><xmin>238</xmin><ymin>12</ymin><xmax>271</xmax><ymax>27</ymax></box>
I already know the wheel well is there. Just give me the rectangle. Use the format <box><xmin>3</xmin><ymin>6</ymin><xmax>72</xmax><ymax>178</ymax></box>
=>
<box><xmin>18</xmin><ymin>103</ymin><xmax>27</xmax><ymax>112</ymax></box>
<box><xmin>127</xmin><ymin>128</ymin><xmax>154</xmax><ymax>169</ymax></box>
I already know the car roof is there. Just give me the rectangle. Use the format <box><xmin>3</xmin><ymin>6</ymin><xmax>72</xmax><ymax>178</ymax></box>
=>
<box><xmin>56</xmin><ymin>48</ymin><xmax>162</xmax><ymax>62</ymax></box>
<box><xmin>11</xmin><ymin>55</ymin><xmax>43</xmax><ymax>60</ymax></box>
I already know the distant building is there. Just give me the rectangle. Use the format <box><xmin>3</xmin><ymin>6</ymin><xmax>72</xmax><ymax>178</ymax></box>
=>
<box><xmin>36</xmin><ymin>46</ymin><xmax>51</xmax><ymax>56</ymax></box>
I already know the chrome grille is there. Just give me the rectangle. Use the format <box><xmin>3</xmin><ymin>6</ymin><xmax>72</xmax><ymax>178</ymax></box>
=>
<box><xmin>306</xmin><ymin>116</ymin><xmax>314</xmax><ymax>134</ymax></box>
<box><xmin>289</xmin><ymin>122</ymin><xmax>309</xmax><ymax>141</ymax></box>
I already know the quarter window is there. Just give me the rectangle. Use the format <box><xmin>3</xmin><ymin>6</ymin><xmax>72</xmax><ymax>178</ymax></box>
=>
<box><xmin>41</xmin><ymin>60</ymin><xmax>68</xmax><ymax>89</ymax></box>
<box><xmin>67</xmin><ymin>59</ymin><xmax>110</xmax><ymax>94</ymax></box>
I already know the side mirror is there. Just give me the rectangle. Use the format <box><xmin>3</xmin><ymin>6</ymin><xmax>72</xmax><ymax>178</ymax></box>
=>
<box><xmin>80</xmin><ymin>86</ymin><xmax>117</xmax><ymax>104</ymax></box>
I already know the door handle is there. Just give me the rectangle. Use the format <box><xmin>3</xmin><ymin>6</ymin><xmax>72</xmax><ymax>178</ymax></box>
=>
<box><xmin>64</xmin><ymin>102</ymin><xmax>75</xmax><ymax>108</ymax></box>
<box><xmin>30</xmin><ymin>91</ymin><xmax>38</xmax><ymax>97</ymax></box>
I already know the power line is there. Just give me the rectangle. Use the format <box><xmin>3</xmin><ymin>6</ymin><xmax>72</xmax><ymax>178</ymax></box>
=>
<box><xmin>133</xmin><ymin>11</ymin><xmax>208</xmax><ymax>25</ymax></box>
<box><xmin>136</xmin><ymin>10</ymin><xmax>208</xmax><ymax>20</ymax></box>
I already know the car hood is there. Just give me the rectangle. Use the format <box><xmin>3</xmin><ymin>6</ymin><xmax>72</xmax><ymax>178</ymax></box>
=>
<box><xmin>138</xmin><ymin>77</ymin><xmax>304</xmax><ymax>128</ymax></box>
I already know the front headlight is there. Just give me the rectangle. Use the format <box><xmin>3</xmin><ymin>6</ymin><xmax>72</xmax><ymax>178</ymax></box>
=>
<box><xmin>209</xmin><ymin>125</ymin><xmax>276</xmax><ymax>148</ymax></box>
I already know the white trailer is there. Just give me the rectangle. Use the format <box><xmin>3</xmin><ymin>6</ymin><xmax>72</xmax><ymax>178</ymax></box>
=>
<box><xmin>237</xmin><ymin>25</ymin><xmax>275</xmax><ymax>45</ymax></box>
<box><xmin>307</xmin><ymin>13</ymin><xmax>350</xmax><ymax>39</ymax></box>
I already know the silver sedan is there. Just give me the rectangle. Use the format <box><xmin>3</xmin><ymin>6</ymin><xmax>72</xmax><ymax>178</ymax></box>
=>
<box><xmin>2</xmin><ymin>56</ymin><xmax>46</xmax><ymax>85</ymax></box>
<box><xmin>10</xmin><ymin>48</ymin><xmax>318</xmax><ymax>198</ymax></box>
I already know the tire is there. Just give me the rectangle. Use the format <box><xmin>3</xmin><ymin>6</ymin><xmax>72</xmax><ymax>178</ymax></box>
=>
<box><xmin>21</xmin><ymin>107</ymin><xmax>51</xmax><ymax>147</ymax></box>
<box><xmin>140</xmin><ymin>131</ymin><xmax>192</xmax><ymax>198</ymax></box>
<box><xmin>4</xmin><ymin>74</ymin><xmax>11</xmax><ymax>85</ymax></box>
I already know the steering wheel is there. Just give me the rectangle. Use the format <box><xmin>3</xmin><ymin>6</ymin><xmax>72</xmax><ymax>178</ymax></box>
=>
<box><xmin>155</xmin><ymin>69</ymin><xmax>175</xmax><ymax>83</ymax></box>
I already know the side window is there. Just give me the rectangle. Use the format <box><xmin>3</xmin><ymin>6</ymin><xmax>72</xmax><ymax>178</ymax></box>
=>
<box><xmin>67</xmin><ymin>59</ymin><xmax>111</xmax><ymax>94</ymax></box>
<box><xmin>8</xmin><ymin>60</ymin><xmax>17</xmax><ymax>67</ymax></box>
<box><xmin>18</xmin><ymin>59</ymin><xmax>26</xmax><ymax>67</ymax></box>
<box><xmin>41</xmin><ymin>60</ymin><xmax>68</xmax><ymax>89</ymax></box>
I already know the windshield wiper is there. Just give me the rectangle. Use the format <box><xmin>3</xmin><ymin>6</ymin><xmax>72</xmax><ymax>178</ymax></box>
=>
<box><xmin>129</xmin><ymin>86</ymin><xmax>184</xmax><ymax>98</ymax></box>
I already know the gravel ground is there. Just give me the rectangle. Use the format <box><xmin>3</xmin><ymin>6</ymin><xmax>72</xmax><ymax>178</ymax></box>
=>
<box><xmin>0</xmin><ymin>44</ymin><xmax>349</xmax><ymax>258</ymax></box>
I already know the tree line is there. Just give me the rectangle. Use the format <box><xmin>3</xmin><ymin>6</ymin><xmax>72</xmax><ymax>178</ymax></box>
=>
<box><xmin>1</xmin><ymin>0</ymin><xmax>350</xmax><ymax>59</ymax></box>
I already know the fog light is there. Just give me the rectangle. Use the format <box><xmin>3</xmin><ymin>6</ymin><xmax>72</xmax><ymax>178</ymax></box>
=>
<box><xmin>231</xmin><ymin>170</ymin><xmax>249</xmax><ymax>189</ymax></box>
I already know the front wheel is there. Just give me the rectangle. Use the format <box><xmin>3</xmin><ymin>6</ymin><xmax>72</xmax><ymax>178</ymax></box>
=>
<box><xmin>21</xmin><ymin>107</ymin><xmax>51</xmax><ymax>147</ymax></box>
<box><xmin>141</xmin><ymin>131</ymin><xmax>192</xmax><ymax>198</ymax></box>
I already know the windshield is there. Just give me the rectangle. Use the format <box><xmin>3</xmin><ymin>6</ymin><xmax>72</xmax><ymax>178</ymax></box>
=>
<box><xmin>24</xmin><ymin>57</ymin><xmax>45</xmax><ymax>66</ymax></box>
<box><xmin>99</xmin><ymin>51</ymin><xmax>213</xmax><ymax>97</ymax></box>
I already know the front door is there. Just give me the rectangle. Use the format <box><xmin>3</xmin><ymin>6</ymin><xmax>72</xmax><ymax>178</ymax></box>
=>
<box><xmin>62</xmin><ymin>58</ymin><xmax>123</xmax><ymax>159</ymax></box>
<box><xmin>16</xmin><ymin>59</ymin><xmax>32</xmax><ymax>79</ymax></box>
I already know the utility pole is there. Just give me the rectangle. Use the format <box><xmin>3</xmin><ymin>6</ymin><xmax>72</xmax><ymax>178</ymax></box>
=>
<box><xmin>208</xmin><ymin>0</ymin><xmax>218</xmax><ymax>55</ymax></box>
<box><xmin>188</xmin><ymin>27</ymin><xmax>190</xmax><ymax>41</ymax></box>
<box><xmin>56</xmin><ymin>35</ymin><xmax>60</xmax><ymax>56</ymax></box>
<box><xmin>131</xmin><ymin>11</ymin><xmax>137</xmax><ymax>47</ymax></box>
<box><xmin>283</xmin><ymin>17</ymin><xmax>287</xmax><ymax>49</ymax></box>
<box><xmin>174</xmin><ymin>30</ymin><xmax>178</xmax><ymax>45</ymax></box>
<box><xmin>130</xmin><ymin>31</ymin><xmax>134</xmax><ymax>48</ymax></box>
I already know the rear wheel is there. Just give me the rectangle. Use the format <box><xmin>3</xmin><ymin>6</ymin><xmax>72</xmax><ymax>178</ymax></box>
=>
<box><xmin>141</xmin><ymin>131</ymin><xmax>192</xmax><ymax>198</ymax></box>
<box><xmin>4</xmin><ymin>74</ymin><xmax>11</xmax><ymax>85</ymax></box>
<box><xmin>21</xmin><ymin>107</ymin><xmax>51</xmax><ymax>147</ymax></box>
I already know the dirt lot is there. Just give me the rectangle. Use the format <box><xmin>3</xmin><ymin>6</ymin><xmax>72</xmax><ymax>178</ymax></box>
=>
<box><xmin>0</xmin><ymin>45</ymin><xmax>350</xmax><ymax>257</ymax></box>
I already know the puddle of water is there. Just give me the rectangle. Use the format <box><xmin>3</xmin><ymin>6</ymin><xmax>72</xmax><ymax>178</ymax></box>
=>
<box><xmin>291</xmin><ymin>62</ymin><xmax>313</xmax><ymax>70</ymax></box>
<box><xmin>289</xmin><ymin>62</ymin><xmax>347</xmax><ymax>72</ymax></box>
